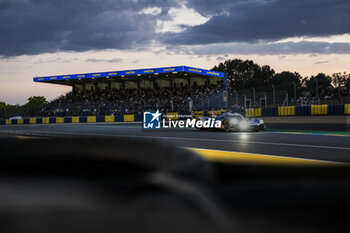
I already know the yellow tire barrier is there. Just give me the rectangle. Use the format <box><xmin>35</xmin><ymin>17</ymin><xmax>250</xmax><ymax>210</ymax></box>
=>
<box><xmin>345</xmin><ymin>104</ymin><xmax>350</xmax><ymax>114</ymax></box>
<box><xmin>87</xmin><ymin>116</ymin><xmax>96</xmax><ymax>123</ymax></box>
<box><xmin>72</xmin><ymin>116</ymin><xmax>80</xmax><ymax>123</ymax></box>
<box><xmin>290</xmin><ymin>106</ymin><xmax>295</xmax><ymax>116</ymax></box>
<box><xmin>282</xmin><ymin>107</ymin><xmax>286</xmax><ymax>116</ymax></box>
<box><xmin>246</xmin><ymin>108</ymin><xmax>252</xmax><ymax>117</ymax></box>
<box><xmin>256</xmin><ymin>108</ymin><xmax>262</xmax><ymax>117</ymax></box>
<box><xmin>245</xmin><ymin>109</ymin><xmax>249</xmax><ymax>117</ymax></box>
<box><xmin>311</xmin><ymin>105</ymin><xmax>328</xmax><ymax>115</ymax></box>
<box><xmin>105</xmin><ymin>115</ymin><xmax>115</xmax><ymax>122</ymax></box>
<box><xmin>278</xmin><ymin>106</ymin><xmax>295</xmax><ymax>116</ymax></box>
<box><xmin>311</xmin><ymin>105</ymin><xmax>317</xmax><ymax>115</ymax></box>
<box><xmin>56</xmin><ymin>117</ymin><xmax>64</xmax><ymax>123</ymax></box>
<box><xmin>322</xmin><ymin>104</ymin><xmax>328</xmax><ymax>115</ymax></box>
<box><xmin>312</xmin><ymin>105</ymin><xmax>316</xmax><ymax>115</ymax></box>
<box><xmin>245</xmin><ymin>108</ymin><xmax>262</xmax><ymax>117</ymax></box>
<box><xmin>124</xmin><ymin>114</ymin><xmax>134</xmax><ymax>122</ymax></box>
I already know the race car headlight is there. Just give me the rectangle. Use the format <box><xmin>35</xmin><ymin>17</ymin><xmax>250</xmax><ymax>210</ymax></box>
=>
<box><xmin>239</xmin><ymin>121</ymin><xmax>249</xmax><ymax>130</ymax></box>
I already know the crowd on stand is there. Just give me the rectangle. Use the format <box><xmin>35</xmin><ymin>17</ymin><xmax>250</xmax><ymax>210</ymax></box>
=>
<box><xmin>40</xmin><ymin>82</ymin><xmax>224</xmax><ymax>116</ymax></box>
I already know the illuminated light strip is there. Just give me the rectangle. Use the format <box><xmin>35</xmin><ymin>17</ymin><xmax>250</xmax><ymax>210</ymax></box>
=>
<box><xmin>186</xmin><ymin>147</ymin><xmax>347</xmax><ymax>166</ymax></box>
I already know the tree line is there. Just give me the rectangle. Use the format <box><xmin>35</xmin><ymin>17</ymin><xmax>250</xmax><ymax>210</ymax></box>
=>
<box><xmin>0</xmin><ymin>96</ymin><xmax>47</xmax><ymax>119</ymax></box>
<box><xmin>212</xmin><ymin>59</ymin><xmax>350</xmax><ymax>99</ymax></box>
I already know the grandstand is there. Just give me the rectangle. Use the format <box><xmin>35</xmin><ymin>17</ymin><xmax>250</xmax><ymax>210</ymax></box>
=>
<box><xmin>34</xmin><ymin>66</ymin><xmax>228</xmax><ymax>116</ymax></box>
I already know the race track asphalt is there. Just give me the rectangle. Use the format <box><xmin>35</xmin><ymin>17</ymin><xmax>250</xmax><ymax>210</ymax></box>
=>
<box><xmin>1</xmin><ymin>123</ymin><xmax>350</xmax><ymax>164</ymax></box>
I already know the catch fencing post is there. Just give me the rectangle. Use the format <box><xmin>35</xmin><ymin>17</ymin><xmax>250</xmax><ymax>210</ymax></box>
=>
<box><xmin>315</xmin><ymin>78</ymin><xmax>320</xmax><ymax>104</ymax></box>
<box><xmin>252</xmin><ymin>87</ymin><xmax>256</xmax><ymax>107</ymax></box>
<box><xmin>271</xmin><ymin>85</ymin><xmax>275</xmax><ymax>106</ymax></box>
<box><xmin>293</xmin><ymin>81</ymin><xmax>296</xmax><ymax>102</ymax></box>
<box><xmin>233</xmin><ymin>90</ymin><xmax>238</xmax><ymax>106</ymax></box>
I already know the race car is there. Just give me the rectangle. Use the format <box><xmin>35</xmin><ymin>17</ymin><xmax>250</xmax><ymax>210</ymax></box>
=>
<box><xmin>196</xmin><ymin>112</ymin><xmax>265</xmax><ymax>132</ymax></box>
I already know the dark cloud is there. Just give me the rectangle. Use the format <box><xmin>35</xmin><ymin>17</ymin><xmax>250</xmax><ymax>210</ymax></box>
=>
<box><xmin>0</xmin><ymin>0</ymin><xmax>12</xmax><ymax>9</ymax></box>
<box><xmin>163</xmin><ymin>0</ymin><xmax>350</xmax><ymax>45</ymax></box>
<box><xmin>0</xmin><ymin>0</ymin><xmax>178</xmax><ymax>57</ymax></box>
<box><xmin>1</xmin><ymin>0</ymin><xmax>350</xmax><ymax>57</ymax></box>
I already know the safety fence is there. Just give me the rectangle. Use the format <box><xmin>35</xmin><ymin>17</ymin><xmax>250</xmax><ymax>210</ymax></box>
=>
<box><xmin>246</xmin><ymin>104</ymin><xmax>350</xmax><ymax>117</ymax></box>
<box><xmin>195</xmin><ymin>91</ymin><xmax>227</xmax><ymax>110</ymax></box>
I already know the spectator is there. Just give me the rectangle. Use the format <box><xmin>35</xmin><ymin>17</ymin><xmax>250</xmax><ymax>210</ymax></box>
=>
<box><xmin>40</xmin><ymin>82</ymin><xmax>224</xmax><ymax>116</ymax></box>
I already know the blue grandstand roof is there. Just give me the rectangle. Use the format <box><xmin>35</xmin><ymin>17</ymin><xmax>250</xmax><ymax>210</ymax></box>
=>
<box><xmin>33</xmin><ymin>66</ymin><xmax>224</xmax><ymax>83</ymax></box>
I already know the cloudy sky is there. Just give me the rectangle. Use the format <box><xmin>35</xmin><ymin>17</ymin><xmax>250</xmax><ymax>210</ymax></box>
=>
<box><xmin>1</xmin><ymin>0</ymin><xmax>350</xmax><ymax>104</ymax></box>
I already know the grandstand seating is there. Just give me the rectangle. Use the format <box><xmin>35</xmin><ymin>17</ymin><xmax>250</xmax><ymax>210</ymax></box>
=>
<box><xmin>40</xmin><ymin>83</ymin><xmax>224</xmax><ymax>117</ymax></box>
